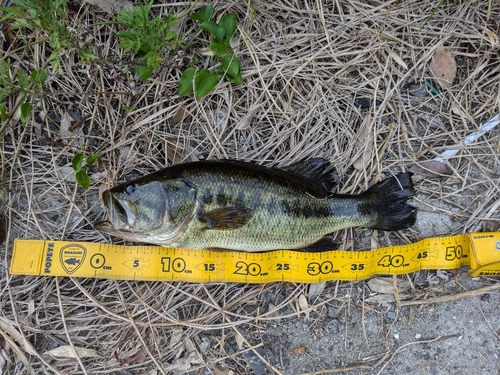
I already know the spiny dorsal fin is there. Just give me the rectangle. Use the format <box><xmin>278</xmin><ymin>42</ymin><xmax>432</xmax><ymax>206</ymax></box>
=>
<box><xmin>285</xmin><ymin>158</ymin><xmax>338</xmax><ymax>192</ymax></box>
<box><xmin>198</xmin><ymin>207</ymin><xmax>253</xmax><ymax>230</ymax></box>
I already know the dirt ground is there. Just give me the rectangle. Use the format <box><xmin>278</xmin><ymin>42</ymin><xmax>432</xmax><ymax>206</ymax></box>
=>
<box><xmin>1</xmin><ymin>0</ymin><xmax>500</xmax><ymax>374</ymax></box>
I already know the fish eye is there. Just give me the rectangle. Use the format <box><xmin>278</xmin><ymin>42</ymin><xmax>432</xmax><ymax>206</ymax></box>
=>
<box><xmin>125</xmin><ymin>184</ymin><xmax>136</xmax><ymax>195</ymax></box>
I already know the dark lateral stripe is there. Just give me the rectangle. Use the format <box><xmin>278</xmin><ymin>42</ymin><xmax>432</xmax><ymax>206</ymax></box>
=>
<box><xmin>280</xmin><ymin>200</ymin><xmax>331</xmax><ymax>218</ymax></box>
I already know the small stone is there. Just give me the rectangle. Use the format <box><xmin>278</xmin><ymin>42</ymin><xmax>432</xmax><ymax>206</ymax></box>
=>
<box><xmin>386</xmin><ymin>311</ymin><xmax>396</xmax><ymax>320</ymax></box>
<box><xmin>327</xmin><ymin>307</ymin><xmax>337</xmax><ymax>318</ymax></box>
<box><xmin>415</xmin><ymin>333</ymin><xmax>422</xmax><ymax>339</ymax></box>
<box><xmin>481</xmin><ymin>293</ymin><xmax>491</xmax><ymax>302</ymax></box>
<box><xmin>393</xmin><ymin>333</ymin><xmax>399</xmax><ymax>339</ymax></box>
<box><xmin>242</xmin><ymin>348</ymin><xmax>276</xmax><ymax>375</ymax></box>
<box><xmin>325</xmin><ymin>319</ymin><xmax>340</xmax><ymax>334</ymax></box>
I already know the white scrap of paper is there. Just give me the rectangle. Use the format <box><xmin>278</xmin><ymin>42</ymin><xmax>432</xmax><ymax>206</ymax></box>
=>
<box><xmin>434</xmin><ymin>114</ymin><xmax>499</xmax><ymax>163</ymax></box>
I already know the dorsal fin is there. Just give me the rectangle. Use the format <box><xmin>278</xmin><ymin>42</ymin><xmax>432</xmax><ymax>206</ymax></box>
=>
<box><xmin>285</xmin><ymin>158</ymin><xmax>338</xmax><ymax>192</ymax></box>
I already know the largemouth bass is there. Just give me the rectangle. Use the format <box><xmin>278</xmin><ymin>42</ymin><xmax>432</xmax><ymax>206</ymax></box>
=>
<box><xmin>96</xmin><ymin>159</ymin><xmax>416</xmax><ymax>251</ymax></box>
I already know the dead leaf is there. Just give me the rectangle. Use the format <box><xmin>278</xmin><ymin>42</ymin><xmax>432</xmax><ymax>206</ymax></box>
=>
<box><xmin>168</xmin><ymin>327</ymin><xmax>184</xmax><ymax>348</ymax></box>
<box><xmin>172</xmin><ymin>105</ymin><xmax>186</xmax><ymax>124</ymax></box>
<box><xmin>358</xmin><ymin>303</ymin><xmax>377</xmax><ymax>313</ymax></box>
<box><xmin>283</xmin><ymin>282</ymin><xmax>296</xmax><ymax>291</ymax></box>
<box><xmin>59</xmin><ymin>111</ymin><xmax>74</xmax><ymax>136</ymax></box>
<box><xmin>485</xmin><ymin>31</ymin><xmax>499</xmax><ymax>45</ymax></box>
<box><xmin>352</xmin><ymin>113</ymin><xmax>374</xmax><ymax>171</ymax></box>
<box><xmin>409</xmin><ymin>160</ymin><xmax>452</xmax><ymax>178</ymax></box>
<box><xmin>84</xmin><ymin>0</ymin><xmax>132</xmax><ymax>13</ymax></box>
<box><xmin>365</xmin><ymin>294</ymin><xmax>397</xmax><ymax>304</ymax></box>
<box><xmin>289</xmin><ymin>345</ymin><xmax>306</xmax><ymax>354</ymax></box>
<box><xmin>0</xmin><ymin>322</ymin><xmax>35</xmax><ymax>374</ymax></box>
<box><xmin>184</xmin><ymin>337</ymin><xmax>196</xmax><ymax>353</ymax></box>
<box><xmin>0</xmin><ymin>319</ymin><xmax>37</xmax><ymax>356</ymax></box>
<box><xmin>298</xmin><ymin>294</ymin><xmax>309</xmax><ymax>311</ymax></box>
<box><xmin>44</xmin><ymin>345</ymin><xmax>98</xmax><ymax>358</ymax></box>
<box><xmin>482</xmin><ymin>220</ymin><xmax>500</xmax><ymax>232</ymax></box>
<box><xmin>429</xmin><ymin>45</ymin><xmax>457</xmax><ymax>89</ymax></box>
<box><xmin>235</xmin><ymin>105</ymin><xmax>260</xmax><ymax>130</ymax></box>
<box><xmin>165</xmin><ymin>139</ymin><xmax>198</xmax><ymax>164</ymax></box>
<box><xmin>367</xmin><ymin>277</ymin><xmax>411</xmax><ymax>294</ymax></box>
<box><xmin>165</xmin><ymin>351</ymin><xmax>203</xmax><ymax>373</ymax></box>
<box><xmin>308</xmin><ymin>282</ymin><xmax>326</xmax><ymax>298</ymax></box>
<box><xmin>56</xmin><ymin>166</ymin><xmax>77</xmax><ymax>183</ymax></box>
<box><xmin>115</xmin><ymin>345</ymin><xmax>147</xmax><ymax>364</ymax></box>
<box><xmin>235</xmin><ymin>333</ymin><xmax>245</xmax><ymax>350</ymax></box>
<box><xmin>389</xmin><ymin>51</ymin><xmax>408</xmax><ymax>70</ymax></box>
<box><xmin>370</xmin><ymin>231</ymin><xmax>379</xmax><ymax>250</ymax></box>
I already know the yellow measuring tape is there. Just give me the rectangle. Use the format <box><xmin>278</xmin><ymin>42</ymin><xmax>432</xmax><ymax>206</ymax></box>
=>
<box><xmin>9</xmin><ymin>232</ymin><xmax>500</xmax><ymax>283</ymax></box>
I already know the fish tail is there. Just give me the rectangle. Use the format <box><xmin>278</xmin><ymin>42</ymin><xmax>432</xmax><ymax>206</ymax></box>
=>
<box><xmin>361</xmin><ymin>172</ymin><xmax>416</xmax><ymax>231</ymax></box>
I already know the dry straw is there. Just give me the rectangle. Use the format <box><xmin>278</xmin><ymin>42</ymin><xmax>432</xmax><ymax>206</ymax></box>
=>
<box><xmin>1</xmin><ymin>0</ymin><xmax>499</xmax><ymax>374</ymax></box>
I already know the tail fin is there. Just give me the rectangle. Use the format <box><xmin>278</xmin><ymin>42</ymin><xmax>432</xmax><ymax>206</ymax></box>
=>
<box><xmin>361</xmin><ymin>172</ymin><xmax>416</xmax><ymax>231</ymax></box>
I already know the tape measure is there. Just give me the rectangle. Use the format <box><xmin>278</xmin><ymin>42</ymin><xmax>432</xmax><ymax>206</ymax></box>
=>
<box><xmin>9</xmin><ymin>232</ymin><xmax>500</xmax><ymax>283</ymax></box>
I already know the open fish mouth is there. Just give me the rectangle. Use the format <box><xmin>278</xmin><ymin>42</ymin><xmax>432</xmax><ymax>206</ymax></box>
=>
<box><xmin>95</xmin><ymin>190</ymin><xmax>136</xmax><ymax>231</ymax></box>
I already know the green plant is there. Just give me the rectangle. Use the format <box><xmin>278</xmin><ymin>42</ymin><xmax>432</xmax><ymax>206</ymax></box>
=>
<box><xmin>421</xmin><ymin>0</ymin><xmax>446</xmax><ymax>29</ymax></box>
<box><xmin>0</xmin><ymin>59</ymin><xmax>48</xmax><ymax>124</ymax></box>
<box><xmin>0</xmin><ymin>0</ymin><xmax>97</xmax><ymax>72</ymax></box>
<box><xmin>116</xmin><ymin>0</ymin><xmax>184</xmax><ymax>81</ymax></box>
<box><xmin>115</xmin><ymin>2</ymin><xmax>244</xmax><ymax>98</ymax></box>
<box><xmin>72</xmin><ymin>152</ymin><xmax>102</xmax><ymax>189</ymax></box>
<box><xmin>179</xmin><ymin>5</ymin><xmax>243</xmax><ymax>99</ymax></box>
<box><xmin>0</xmin><ymin>0</ymin><xmax>95</xmax><ymax>133</ymax></box>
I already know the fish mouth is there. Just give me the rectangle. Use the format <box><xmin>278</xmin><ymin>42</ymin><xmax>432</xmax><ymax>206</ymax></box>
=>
<box><xmin>96</xmin><ymin>190</ymin><xmax>136</xmax><ymax>232</ymax></box>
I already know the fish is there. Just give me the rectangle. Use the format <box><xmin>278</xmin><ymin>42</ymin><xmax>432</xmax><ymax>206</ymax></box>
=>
<box><xmin>95</xmin><ymin>159</ymin><xmax>416</xmax><ymax>252</ymax></box>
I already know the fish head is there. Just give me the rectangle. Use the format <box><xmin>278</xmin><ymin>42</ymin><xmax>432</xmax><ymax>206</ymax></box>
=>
<box><xmin>96</xmin><ymin>178</ymin><xmax>197</xmax><ymax>243</ymax></box>
<box><xmin>97</xmin><ymin>180</ymin><xmax>168</xmax><ymax>234</ymax></box>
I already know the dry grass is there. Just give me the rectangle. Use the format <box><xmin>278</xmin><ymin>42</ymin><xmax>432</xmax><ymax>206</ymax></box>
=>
<box><xmin>1</xmin><ymin>0</ymin><xmax>500</xmax><ymax>374</ymax></box>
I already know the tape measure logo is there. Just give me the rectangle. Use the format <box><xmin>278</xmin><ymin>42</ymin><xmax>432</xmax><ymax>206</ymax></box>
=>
<box><xmin>495</xmin><ymin>241</ymin><xmax>500</xmax><ymax>251</ymax></box>
<box><xmin>59</xmin><ymin>244</ymin><xmax>87</xmax><ymax>274</ymax></box>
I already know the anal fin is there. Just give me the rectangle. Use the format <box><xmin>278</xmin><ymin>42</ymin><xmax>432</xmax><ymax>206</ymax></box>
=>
<box><xmin>298</xmin><ymin>236</ymin><xmax>338</xmax><ymax>252</ymax></box>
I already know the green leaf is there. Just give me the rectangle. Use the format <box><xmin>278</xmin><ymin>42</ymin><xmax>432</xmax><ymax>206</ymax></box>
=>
<box><xmin>191</xmin><ymin>5</ymin><xmax>214</xmax><ymax>22</ymax></box>
<box><xmin>226</xmin><ymin>73</ymin><xmax>244</xmax><ymax>85</ymax></box>
<box><xmin>75</xmin><ymin>170</ymin><xmax>90</xmax><ymax>189</ymax></box>
<box><xmin>219</xmin><ymin>13</ymin><xmax>237</xmax><ymax>39</ymax></box>
<box><xmin>194</xmin><ymin>69</ymin><xmax>219</xmax><ymax>100</ymax></box>
<box><xmin>86</xmin><ymin>153</ymin><xmax>102</xmax><ymax>167</ymax></box>
<box><xmin>199</xmin><ymin>21</ymin><xmax>226</xmax><ymax>42</ymax></box>
<box><xmin>0</xmin><ymin>89</ymin><xmax>10</xmax><ymax>103</ymax></box>
<box><xmin>72</xmin><ymin>152</ymin><xmax>84</xmax><ymax>171</ymax></box>
<box><xmin>20</xmin><ymin>102</ymin><xmax>32</xmax><ymax>125</ymax></box>
<box><xmin>211</xmin><ymin>40</ymin><xmax>229</xmax><ymax>56</ymax></box>
<box><xmin>0</xmin><ymin>102</ymin><xmax>6</xmax><ymax>122</ymax></box>
<box><xmin>31</xmin><ymin>69</ymin><xmax>48</xmax><ymax>86</ymax></box>
<box><xmin>178</xmin><ymin>67</ymin><xmax>196</xmax><ymax>97</ymax></box>
<box><xmin>221</xmin><ymin>51</ymin><xmax>240</xmax><ymax>77</ymax></box>
<box><xmin>133</xmin><ymin>65</ymin><xmax>154</xmax><ymax>81</ymax></box>
<box><xmin>116</xmin><ymin>30</ymin><xmax>142</xmax><ymax>54</ymax></box>
<box><xmin>17</xmin><ymin>71</ymin><xmax>29</xmax><ymax>90</ymax></box>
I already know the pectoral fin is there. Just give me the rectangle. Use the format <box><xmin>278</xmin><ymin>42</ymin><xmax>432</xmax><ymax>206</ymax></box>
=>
<box><xmin>198</xmin><ymin>206</ymin><xmax>253</xmax><ymax>230</ymax></box>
